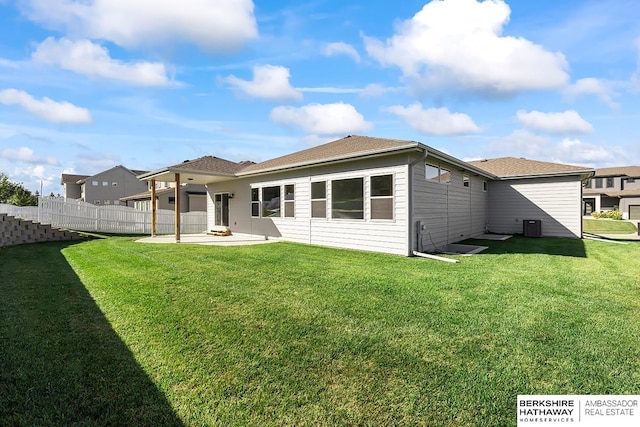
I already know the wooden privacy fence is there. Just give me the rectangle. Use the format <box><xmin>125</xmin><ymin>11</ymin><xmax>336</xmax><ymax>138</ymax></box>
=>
<box><xmin>0</xmin><ymin>197</ymin><xmax>207</xmax><ymax>234</ymax></box>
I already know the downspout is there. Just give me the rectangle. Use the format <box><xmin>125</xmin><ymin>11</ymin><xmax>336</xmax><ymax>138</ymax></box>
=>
<box><xmin>408</xmin><ymin>148</ymin><xmax>428</xmax><ymax>256</ymax></box>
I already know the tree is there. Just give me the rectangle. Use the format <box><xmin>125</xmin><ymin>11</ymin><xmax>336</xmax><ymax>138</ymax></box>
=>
<box><xmin>0</xmin><ymin>172</ymin><xmax>39</xmax><ymax>206</ymax></box>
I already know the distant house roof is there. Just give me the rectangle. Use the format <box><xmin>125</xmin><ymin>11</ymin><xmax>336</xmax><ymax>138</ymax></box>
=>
<box><xmin>591</xmin><ymin>166</ymin><xmax>640</xmax><ymax>177</ymax></box>
<box><xmin>237</xmin><ymin>135</ymin><xmax>420</xmax><ymax>176</ymax></box>
<box><xmin>468</xmin><ymin>157</ymin><xmax>594</xmax><ymax>179</ymax></box>
<box><xmin>60</xmin><ymin>173</ymin><xmax>89</xmax><ymax>185</ymax></box>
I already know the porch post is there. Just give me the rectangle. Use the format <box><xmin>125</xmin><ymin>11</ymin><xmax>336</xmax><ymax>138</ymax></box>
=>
<box><xmin>151</xmin><ymin>178</ymin><xmax>157</xmax><ymax>237</ymax></box>
<box><xmin>175</xmin><ymin>173</ymin><xmax>181</xmax><ymax>243</ymax></box>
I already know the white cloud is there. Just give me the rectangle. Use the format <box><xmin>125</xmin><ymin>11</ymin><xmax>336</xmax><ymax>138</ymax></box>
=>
<box><xmin>554</xmin><ymin>138</ymin><xmax>614</xmax><ymax>165</ymax></box>
<box><xmin>223</xmin><ymin>65</ymin><xmax>302</xmax><ymax>101</ymax></box>
<box><xmin>32</xmin><ymin>38</ymin><xmax>172</xmax><ymax>87</ymax></box>
<box><xmin>359</xmin><ymin>83</ymin><xmax>402</xmax><ymax>98</ymax></box>
<box><xmin>0</xmin><ymin>88</ymin><xmax>92</xmax><ymax>124</ymax></box>
<box><xmin>1</xmin><ymin>147</ymin><xmax>60</xmax><ymax>167</ymax></box>
<box><xmin>383</xmin><ymin>103</ymin><xmax>480</xmax><ymax>136</ymax></box>
<box><xmin>487</xmin><ymin>129</ymin><xmax>550</xmax><ymax>158</ymax></box>
<box><xmin>363</xmin><ymin>0</ymin><xmax>569</xmax><ymax>96</ymax></box>
<box><xmin>516</xmin><ymin>110</ymin><xmax>594</xmax><ymax>134</ymax></box>
<box><xmin>563</xmin><ymin>78</ymin><xmax>619</xmax><ymax>111</ymax></box>
<box><xmin>322</xmin><ymin>42</ymin><xmax>361</xmax><ymax>63</ymax></box>
<box><xmin>270</xmin><ymin>102</ymin><xmax>372</xmax><ymax>135</ymax></box>
<box><xmin>21</xmin><ymin>0</ymin><xmax>258</xmax><ymax>52</ymax></box>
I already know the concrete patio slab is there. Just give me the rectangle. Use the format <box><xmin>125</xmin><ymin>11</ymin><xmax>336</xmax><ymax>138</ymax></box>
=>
<box><xmin>136</xmin><ymin>233</ymin><xmax>278</xmax><ymax>246</ymax></box>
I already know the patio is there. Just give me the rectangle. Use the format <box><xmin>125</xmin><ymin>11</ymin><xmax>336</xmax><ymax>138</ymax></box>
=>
<box><xmin>136</xmin><ymin>233</ymin><xmax>278</xmax><ymax>246</ymax></box>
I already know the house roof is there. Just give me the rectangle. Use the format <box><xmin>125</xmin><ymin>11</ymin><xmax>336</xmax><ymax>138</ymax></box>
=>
<box><xmin>138</xmin><ymin>156</ymin><xmax>255</xmax><ymax>184</ymax></box>
<box><xmin>591</xmin><ymin>166</ymin><xmax>640</xmax><ymax>177</ymax></box>
<box><xmin>237</xmin><ymin>135</ymin><xmax>421</xmax><ymax>176</ymax></box>
<box><xmin>60</xmin><ymin>173</ymin><xmax>89</xmax><ymax>185</ymax></box>
<box><xmin>468</xmin><ymin>157</ymin><xmax>594</xmax><ymax>179</ymax></box>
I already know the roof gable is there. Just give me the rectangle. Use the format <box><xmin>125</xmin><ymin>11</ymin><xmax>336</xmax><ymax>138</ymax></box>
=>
<box><xmin>60</xmin><ymin>173</ymin><xmax>89</xmax><ymax>185</ymax></box>
<box><xmin>168</xmin><ymin>156</ymin><xmax>251</xmax><ymax>175</ymax></box>
<box><xmin>468</xmin><ymin>157</ymin><xmax>593</xmax><ymax>178</ymax></box>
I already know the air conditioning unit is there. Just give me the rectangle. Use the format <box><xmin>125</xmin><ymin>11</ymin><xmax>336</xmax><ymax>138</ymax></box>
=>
<box><xmin>523</xmin><ymin>219</ymin><xmax>542</xmax><ymax>237</ymax></box>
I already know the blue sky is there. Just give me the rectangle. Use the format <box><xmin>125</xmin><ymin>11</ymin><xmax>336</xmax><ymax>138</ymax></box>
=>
<box><xmin>1</xmin><ymin>0</ymin><xmax>639</xmax><ymax>195</ymax></box>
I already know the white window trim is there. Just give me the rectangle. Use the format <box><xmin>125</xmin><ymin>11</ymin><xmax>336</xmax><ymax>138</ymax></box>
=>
<box><xmin>370</xmin><ymin>174</ymin><xmax>395</xmax><ymax>221</ymax></box>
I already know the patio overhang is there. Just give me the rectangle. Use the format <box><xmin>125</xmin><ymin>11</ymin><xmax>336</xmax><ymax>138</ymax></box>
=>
<box><xmin>137</xmin><ymin>168</ymin><xmax>236</xmax><ymax>185</ymax></box>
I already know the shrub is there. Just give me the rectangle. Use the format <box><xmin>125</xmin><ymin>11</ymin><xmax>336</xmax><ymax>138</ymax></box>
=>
<box><xmin>591</xmin><ymin>210</ymin><xmax>623</xmax><ymax>220</ymax></box>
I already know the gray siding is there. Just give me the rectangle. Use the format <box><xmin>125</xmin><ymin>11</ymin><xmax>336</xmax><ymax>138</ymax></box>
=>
<box><xmin>487</xmin><ymin>177</ymin><xmax>583</xmax><ymax>238</ymax></box>
<box><xmin>207</xmin><ymin>155</ymin><xmax>411</xmax><ymax>255</ymax></box>
<box><xmin>83</xmin><ymin>166</ymin><xmax>148</xmax><ymax>205</ymax></box>
<box><xmin>412</xmin><ymin>161</ymin><xmax>488</xmax><ymax>253</ymax></box>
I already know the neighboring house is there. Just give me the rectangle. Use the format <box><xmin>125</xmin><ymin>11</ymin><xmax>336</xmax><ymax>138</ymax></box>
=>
<box><xmin>582</xmin><ymin>166</ymin><xmax>640</xmax><ymax>220</ymax></box>
<box><xmin>60</xmin><ymin>173</ymin><xmax>89</xmax><ymax>199</ymax></box>
<box><xmin>120</xmin><ymin>183</ymin><xmax>208</xmax><ymax>212</ymax></box>
<box><xmin>60</xmin><ymin>165</ymin><xmax>148</xmax><ymax>206</ymax></box>
<box><xmin>139</xmin><ymin>136</ymin><xmax>593</xmax><ymax>256</ymax></box>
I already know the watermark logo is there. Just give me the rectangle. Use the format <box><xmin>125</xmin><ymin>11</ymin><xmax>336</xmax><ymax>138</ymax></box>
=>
<box><xmin>517</xmin><ymin>395</ymin><xmax>639</xmax><ymax>426</ymax></box>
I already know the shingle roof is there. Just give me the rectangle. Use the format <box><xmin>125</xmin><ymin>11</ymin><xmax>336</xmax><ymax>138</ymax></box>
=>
<box><xmin>238</xmin><ymin>135</ymin><xmax>419</xmax><ymax>175</ymax></box>
<box><xmin>592</xmin><ymin>166</ymin><xmax>640</xmax><ymax>177</ymax></box>
<box><xmin>168</xmin><ymin>156</ymin><xmax>252</xmax><ymax>175</ymax></box>
<box><xmin>60</xmin><ymin>173</ymin><xmax>89</xmax><ymax>184</ymax></box>
<box><xmin>468</xmin><ymin>157</ymin><xmax>593</xmax><ymax>178</ymax></box>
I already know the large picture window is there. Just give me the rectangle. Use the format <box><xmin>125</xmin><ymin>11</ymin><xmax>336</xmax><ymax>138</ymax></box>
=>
<box><xmin>262</xmin><ymin>186</ymin><xmax>281</xmax><ymax>217</ymax></box>
<box><xmin>311</xmin><ymin>181</ymin><xmax>326</xmax><ymax>218</ymax></box>
<box><xmin>331</xmin><ymin>178</ymin><xmax>363</xmax><ymax>219</ymax></box>
<box><xmin>370</xmin><ymin>174</ymin><xmax>393</xmax><ymax>220</ymax></box>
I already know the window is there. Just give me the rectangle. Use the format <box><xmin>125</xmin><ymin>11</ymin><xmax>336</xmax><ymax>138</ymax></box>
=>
<box><xmin>168</xmin><ymin>196</ymin><xmax>175</xmax><ymax>204</ymax></box>
<box><xmin>104</xmin><ymin>200</ymin><xmax>111</xmax><ymax>205</ymax></box>
<box><xmin>370</xmin><ymin>175</ymin><xmax>393</xmax><ymax>220</ymax></box>
<box><xmin>94</xmin><ymin>200</ymin><xmax>100</xmax><ymax>205</ymax></box>
<box><xmin>606</xmin><ymin>177</ymin><xmax>614</xmax><ymax>188</ymax></box>
<box><xmin>262</xmin><ymin>186</ymin><xmax>281</xmax><ymax>217</ymax></box>
<box><xmin>425</xmin><ymin>163</ymin><xmax>450</xmax><ymax>184</ymax></box>
<box><xmin>251</xmin><ymin>188</ymin><xmax>260</xmax><ymax>217</ymax></box>
<box><xmin>585</xmin><ymin>180</ymin><xmax>592</xmax><ymax>188</ymax></box>
<box><xmin>92</xmin><ymin>180</ymin><xmax>98</xmax><ymax>186</ymax></box>
<box><xmin>425</xmin><ymin>164</ymin><xmax>440</xmax><ymax>181</ymax></box>
<box><xmin>284</xmin><ymin>184</ymin><xmax>295</xmax><ymax>217</ymax></box>
<box><xmin>102</xmin><ymin>181</ymin><xmax>108</xmax><ymax>187</ymax></box>
<box><xmin>463</xmin><ymin>175</ymin><xmax>470</xmax><ymax>187</ymax></box>
<box><xmin>331</xmin><ymin>178</ymin><xmax>363</xmax><ymax>219</ymax></box>
<box><xmin>483</xmin><ymin>181</ymin><xmax>488</xmax><ymax>192</ymax></box>
<box><xmin>311</xmin><ymin>181</ymin><xmax>326</xmax><ymax>218</ymax></box>
<box><xmin>594</xmin><ymin>178</ymin><xmax>603</xmax><ymax>188</ymax></box>
<box><xmin>628</xmin><ymin>178</ymin><xmax>635</xmax><ymax>183</ymax></box>
<box><xmin>112</xmin><ymin>182</ymin><xmax>118</xmax><ymax>187</ymax></box>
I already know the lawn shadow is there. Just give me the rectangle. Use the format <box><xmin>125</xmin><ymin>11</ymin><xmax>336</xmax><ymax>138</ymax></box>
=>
<box><xmin>465</xmin><ymin>236</ymin><xmax>588</xmax><ymax>258</ymax></box>
<box><xmin>0</xmin><ymin>242</ymin><xmax>184</xmax><ymax>427</ymax></box>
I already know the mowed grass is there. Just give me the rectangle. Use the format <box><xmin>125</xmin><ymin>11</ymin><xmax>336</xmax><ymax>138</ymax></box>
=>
<box><xmin>1</xmin><ymin>237</ymin><xmax>639</xmax><ymax>426</ymax></box>
<box><xmin>583</xmin><ymin>218</ymin><xmax>638</xmax><ymax>234</ymax></box>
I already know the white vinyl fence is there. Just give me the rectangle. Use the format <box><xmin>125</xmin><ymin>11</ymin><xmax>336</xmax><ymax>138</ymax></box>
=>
<box><xmin>0</xmin><ymin>197</ymin><xmax>207</xmax><ymax>234</ymax></box>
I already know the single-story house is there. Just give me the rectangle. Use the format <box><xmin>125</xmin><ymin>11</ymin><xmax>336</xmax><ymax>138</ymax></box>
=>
<box><xmin>139</xmin><ymin>135</ymin><xmax>594</xmax><ymax>256</ymax></box>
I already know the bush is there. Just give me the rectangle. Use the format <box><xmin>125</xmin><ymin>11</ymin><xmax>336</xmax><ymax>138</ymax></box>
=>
<box><xmin>591</xmin><ymin>210</ymin><xmax>623</xmax><ymax>220</ymax></box>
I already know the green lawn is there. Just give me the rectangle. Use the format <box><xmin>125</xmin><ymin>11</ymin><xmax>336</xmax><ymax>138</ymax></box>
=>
<box><xmin>583</xmin><ymin>218</ymin><xmax>638</xmax><ymax>234</ymax></box>
<box><xmin>1</xmin><ymin>237</ymin><xmax>639</xmax><ymax>426</ymax></box>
